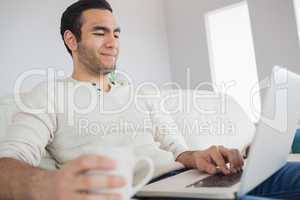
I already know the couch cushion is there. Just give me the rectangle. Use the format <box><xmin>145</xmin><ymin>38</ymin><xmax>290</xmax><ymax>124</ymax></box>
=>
<box><xmin>0</xmin><ymin>95</ymin><xmax>16</xmax><ymax>140</ymax></box>
<box><xmin>158</xmin><ymin>90</ymin><xmax>255</xmax><ymax>151</ymax></box>
<box><xmin>0</xmin><ymin>106</ymin><xmax>8</xmax><ymax>140</ymax></box>
<box><xmin>292</xmin><ymin>129</ymin><xmax>300</xmax><ymax>153</ymax></box>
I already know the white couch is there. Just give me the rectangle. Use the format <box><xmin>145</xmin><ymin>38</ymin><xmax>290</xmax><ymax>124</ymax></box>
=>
<box><xmin>158</xmin><ymin>90</ymin><xmax>255</xmax><ymax>151</ymax></box>
<box><xmin>0</xmin><ymin>90</ymin><xmax>256</xmax><ymax>174</ymax></box>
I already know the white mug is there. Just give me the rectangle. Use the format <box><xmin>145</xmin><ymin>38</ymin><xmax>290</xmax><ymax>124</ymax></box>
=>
<box><xmin>84</xmin><ymin>147</ymin><xmax>154</xmax><ymax>199</ymax></box>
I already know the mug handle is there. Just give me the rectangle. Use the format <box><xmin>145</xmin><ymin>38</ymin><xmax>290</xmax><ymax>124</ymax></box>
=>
<box><xmin>131</xmin><ymin>156</ymin><xmax>154</xmax><ymax>195</ymax></box>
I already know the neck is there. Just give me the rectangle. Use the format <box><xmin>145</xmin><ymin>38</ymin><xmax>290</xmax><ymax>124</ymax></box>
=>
<box><xmin>72</xmin><ymin>57</ymin><xmax>111</xmax><ymax>92</ymax></box>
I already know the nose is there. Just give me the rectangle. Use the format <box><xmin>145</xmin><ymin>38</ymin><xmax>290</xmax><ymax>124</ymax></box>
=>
<box><xmin>105</xmin><ymin>33</ymin><xmax>118</xmax><ymax>49</ymax></box>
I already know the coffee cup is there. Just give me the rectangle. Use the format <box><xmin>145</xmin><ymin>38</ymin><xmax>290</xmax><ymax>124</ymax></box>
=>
<box><xmin>84</xmin><ymin>147</ymin><xmax>154</xmax><ymax>199</ymax></box>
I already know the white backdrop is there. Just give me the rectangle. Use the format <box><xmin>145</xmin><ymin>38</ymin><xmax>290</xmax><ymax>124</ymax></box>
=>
<box><xmin>0</xmin><ymin>0</ymin><xmax>172</xmax><ymax>96</ymax></box>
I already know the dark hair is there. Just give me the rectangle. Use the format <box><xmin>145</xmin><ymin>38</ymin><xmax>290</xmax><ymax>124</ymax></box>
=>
<box><xmin>60</xmin><ymin>0</ymin><xmax>113</xmax><ymax>56</ymax></box>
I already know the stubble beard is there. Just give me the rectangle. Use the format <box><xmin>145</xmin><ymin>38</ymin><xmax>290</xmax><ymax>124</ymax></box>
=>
<box><xmin>77</xmin><ymin>43</ymin><xmax>116</xmax><ymax>76</ymax></box>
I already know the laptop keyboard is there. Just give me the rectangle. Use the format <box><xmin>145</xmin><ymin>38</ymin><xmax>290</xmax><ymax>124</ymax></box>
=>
<box><xmin>186</xmin><ymin>171</ymin><xmax>243</xmax><ymax>188</ymax></box>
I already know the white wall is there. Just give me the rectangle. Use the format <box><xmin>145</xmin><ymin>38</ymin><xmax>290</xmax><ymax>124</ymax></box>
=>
<box><xmin>164</xmin><ymin>0</ymin><xmax>243</xmax><ymax>90</ymax></box>
<box><xmin>0</xmin><ymin>0</ymin><xmax>74</xmax><ymax>96</ymax></box>
<box><xmin>0</xmin><ymin>0</ymin><xmax>171</xmax><ymax>96</ymax></box>
<box><xmin>247</xmin><ymin>0</ymin><xmax>300</xmax><ymax>80</ymax></box>
<box><xmin>2</xmin><ymin>0</ymin><xmax>299</xmax><ymax>96</ymax></box>
<box><xmin>164</xmin><ymin>0</ymin><xmax>300</xmax><ymax>89</ymax></box>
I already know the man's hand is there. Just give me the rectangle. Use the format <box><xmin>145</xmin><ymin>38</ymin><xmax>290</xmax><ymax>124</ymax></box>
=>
<box><xmin>176</xmin><ymin>146</ymin><xmax>244</xmax><ymax>175</ymax></box>
<box><xmin>34</xmin><ymin>155</ymin><xmax>126</xmax><ymax>200</ymax></box>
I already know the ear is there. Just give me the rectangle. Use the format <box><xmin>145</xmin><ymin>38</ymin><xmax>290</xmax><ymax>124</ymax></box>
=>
<box><xmin>64</xmin><ymin>30</ymin><xmax>78</xmax><ymax>52</ymax></box>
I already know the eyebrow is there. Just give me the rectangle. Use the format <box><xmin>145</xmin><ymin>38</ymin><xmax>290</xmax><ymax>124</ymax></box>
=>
<box><xmin>91</xmin><ymin>25</ymin><xmax>121</xmax><ymax>33</ymax></box>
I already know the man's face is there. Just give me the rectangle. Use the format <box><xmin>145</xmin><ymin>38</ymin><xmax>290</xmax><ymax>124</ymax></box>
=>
<box><xmin>76</xmin><ymin>9</ymin><xmax>120</xmax><ymax>75</ymax></box>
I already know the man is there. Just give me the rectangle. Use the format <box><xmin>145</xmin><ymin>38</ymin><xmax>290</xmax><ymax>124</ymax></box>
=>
<box><xmin>0</xmin><ymin>0</ymin><xmax>298</xmax><ymax>200</ymax></box>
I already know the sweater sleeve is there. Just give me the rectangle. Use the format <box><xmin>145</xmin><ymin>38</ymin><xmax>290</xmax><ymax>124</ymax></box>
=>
<box><xmin>145</xmin><ymin>93</ymin><xmax>189</xmax><ymax>159</ymax></box>
<box><xmin>0</xmin><ymin>82</ymin><xmax>56</xmax><ymax>166</ymax></box>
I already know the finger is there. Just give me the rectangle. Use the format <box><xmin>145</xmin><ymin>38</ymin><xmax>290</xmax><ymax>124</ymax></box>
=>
<box><xmin>76</xmin><ymin>192</ymin><xmax>122</xmax><ymax>200</ymax></box>
<box><xmin>231</xmin><ymin>149</ymin><xmax>244</xmax><ymax>170</ymax></box>
<box><xmin>219</xmin><ymin>147</ymin><xmax>242</xmax><ymax>172</ymax></box>
<box><xmin>240</xmin><ymin>154</ymin><xmax>244</xmax><ymax>168</ymax></box>
<box><xmin>194</xmin><ymin>156</ymin><xmax>218</xmax><ymax>175</ymax></box>
<box><xmin>235</xmin><ymin>150</ymin><xmax>244</xmax><ymax>170</ymax></box>
<box><xmin>218</xmin><ymin>146</ymin><xmax>236</xmax><ymax>172</ymax></box>
<box><xmin>74</xmin><ymin>174</ymin><xmax>126</xmax><ymax>191</ymax></box>
<box><xmin>65</xmin><ymin>155</ymin><xmax>117</xmax><ymax>175</ymax></box>
<box><xmin>209</xmin><ymin>147</ymin><xmax>230</xmax><ymax>175</ymax></box>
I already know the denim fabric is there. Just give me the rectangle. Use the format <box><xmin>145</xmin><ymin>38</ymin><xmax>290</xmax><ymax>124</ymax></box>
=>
<box><xmin>245</xmin><ymin>162</ymin><xmax>300</xmax><ymax>200</ymax></box>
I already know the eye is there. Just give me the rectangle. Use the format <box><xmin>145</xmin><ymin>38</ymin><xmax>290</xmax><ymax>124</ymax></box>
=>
<box><xmin>114</xmin><ymin>32</ymin><xmax>120</xmax><ymax>39</ymax></box>
<box><xmin>93</xmin><ymin>33</ymin><xmax>105</xmax><ymax>36</ymax></box>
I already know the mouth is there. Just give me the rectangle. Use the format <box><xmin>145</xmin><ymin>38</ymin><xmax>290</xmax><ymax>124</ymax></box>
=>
<box><xmin>100</xmin><ymin>53</ymin><xmax>117</xmax><ymax>65</ymax></box>
<box><xmin>101</xmin><ymin>53</ymin><xmax>116</xmax><ymax>58</ymax></box>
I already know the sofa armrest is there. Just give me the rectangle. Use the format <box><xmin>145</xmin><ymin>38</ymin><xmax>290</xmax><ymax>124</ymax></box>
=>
<box><xmin>292</xmin><ymin>129</ymin><xmax>300</xmax><ymax>153</ymax></box>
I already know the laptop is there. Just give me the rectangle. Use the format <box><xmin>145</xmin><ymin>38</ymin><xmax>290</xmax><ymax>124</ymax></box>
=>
<box><xmin>137</xmin><ymin>66</ymin><xmax>300</xmax><ymax>199</ymax></box>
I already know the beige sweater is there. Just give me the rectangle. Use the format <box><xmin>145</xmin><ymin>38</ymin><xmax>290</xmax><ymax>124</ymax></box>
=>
<box><xmin>0</xmin><ymin>78</ymin><xmax>188</xmax><ymax>170</ymax></box>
